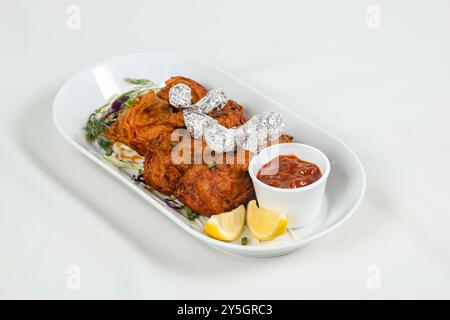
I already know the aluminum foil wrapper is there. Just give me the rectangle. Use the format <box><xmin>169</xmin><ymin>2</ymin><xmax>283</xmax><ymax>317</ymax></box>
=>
<box><xmin>235</xmin><ymin>112</ymin><xmax>286</xmax><ymax>153</ymax></box>
<box><xmin>257</xmin><ymin>111</ymin><xmax>286</xmax><ymax>138</ymax></box>
<box><xmin>194</xmin><ymin>88</ymin><xmax>227</xmax><ymax>113</ymax></box>
<box><xmin>204</xmin><ymin>125</ymin><xmax>236</xmax><ymax>153</ymax></box>
<box><xmin>234</xmin><ymin>118</ymin><xmax>260</xmax><ymax>153</ymax></box>
<box><xmin>169</xmin><ymin>83</ymin><xmax>192</xmax><ymax>108</ymax></box>
<box><xmin>183</xmin><ymin>109</ymin><xmax>217</xmax><ymax>139</ymax></box>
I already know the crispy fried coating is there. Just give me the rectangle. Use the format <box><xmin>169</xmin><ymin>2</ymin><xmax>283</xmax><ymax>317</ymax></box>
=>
<box><xmin>209</xmin><ymin>100</ymin><xmax>247</xmax><ymax>128</ymax></box>
<box><xmin>143</xmin><ymin>132</ymin><xmax>198</xmax><ymax>194</ymax></box>
<box><xmin>174</xmin><ymin>164</ymin><xmax>255</xmax><ymax>216</ymax></box>
<box><xmin>143</xmin><ymin>133</ymin><xmax>184</xmax><ymax>195</ymax></box>
<box><xmin>270</xmin><ymin>134</ymin><xmax>294</xmax><ymax>145</ymax></box>
<box><xmin>158</xmin><ymin>76</ymin><xmax>208</xmax><ymax>104</ymax></box>
<box><xmin>107</xmin><ymin>91</ymin><xmax>184</xmax><ymax>155</ymax></box>
<box><xmin>143</xmin><ymin>128</ymin><xmax>212</xmax><ymax>194</ymax></box>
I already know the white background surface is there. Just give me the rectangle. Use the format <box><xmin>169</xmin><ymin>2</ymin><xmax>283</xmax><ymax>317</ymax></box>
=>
<box><xmin>1</xmin><ymin>0</ymin><xmax>449</xmax><ymax>299</ymax></box>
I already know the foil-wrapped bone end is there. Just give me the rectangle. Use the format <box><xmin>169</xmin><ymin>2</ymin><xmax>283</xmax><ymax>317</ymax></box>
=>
<box><xmin>183</xmin><ymin>109</ymin><xmax>217</xmax><ymax>139</ymax></box>
<box><xmin>169</xmin><ymin>83</ymin><xmax>192</xmax><ymax>108</ymax></box>
<box><xmin>258</xmin><ymin>111</ymin><xmax>286</xmax><ymax>138</ymax></box>
<box><xmin>204</xmin><ymin>125</ymin><xmax>236</xmax><ymax>153</ymax></box>
<box><xmin>235</xmin><ymin>112</ymin><xmax>286</xmax><ymax>153</ymax></box>
<box><xmin>195</xmin><ymin>88</ymin><xmax>227</xmax><ymax>113</ymax></box>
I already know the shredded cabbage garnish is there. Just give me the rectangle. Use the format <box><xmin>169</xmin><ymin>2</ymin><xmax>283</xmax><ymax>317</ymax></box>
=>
<box><xmin>104</xmin><ymin>142</ymin><xmax>144</xmax><ymax>171</ymax></box>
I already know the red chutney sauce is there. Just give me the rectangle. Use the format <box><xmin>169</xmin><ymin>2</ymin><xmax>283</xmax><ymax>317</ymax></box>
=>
<box><xmin>256</xmin><ymin>154</ymin><xmax>322</xmax><ymax>189</ymax></box>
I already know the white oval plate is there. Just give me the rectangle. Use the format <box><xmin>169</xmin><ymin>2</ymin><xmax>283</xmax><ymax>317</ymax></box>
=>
<box><xmin>53</xmin><ymin>52</ymin><xmax>365</xmax><ymax>258</ymax></box>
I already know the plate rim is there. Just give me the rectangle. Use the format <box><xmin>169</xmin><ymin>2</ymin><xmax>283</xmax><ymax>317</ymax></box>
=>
<box><xmin>52</xmin><ymin>51</ymin><xmax>366</xmax><ymax>253</ymax></box>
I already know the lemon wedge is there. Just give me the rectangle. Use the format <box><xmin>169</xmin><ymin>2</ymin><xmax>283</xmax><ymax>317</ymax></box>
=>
<box><xmin>203</xmin><ymin>205</ymin><xmax>245</xmax><ymax>241</ymax></box>
<box><xmin>246</xmin><ymin>200</ymin><xmax>288</xmax><ymax>241</ymax></box>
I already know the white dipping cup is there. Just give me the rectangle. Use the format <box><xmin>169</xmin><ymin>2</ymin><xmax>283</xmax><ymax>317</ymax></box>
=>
<box><xmin>248</xmin><ymin>143</ymin><xmax>330</xmax><ymax>228</ymax></box>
